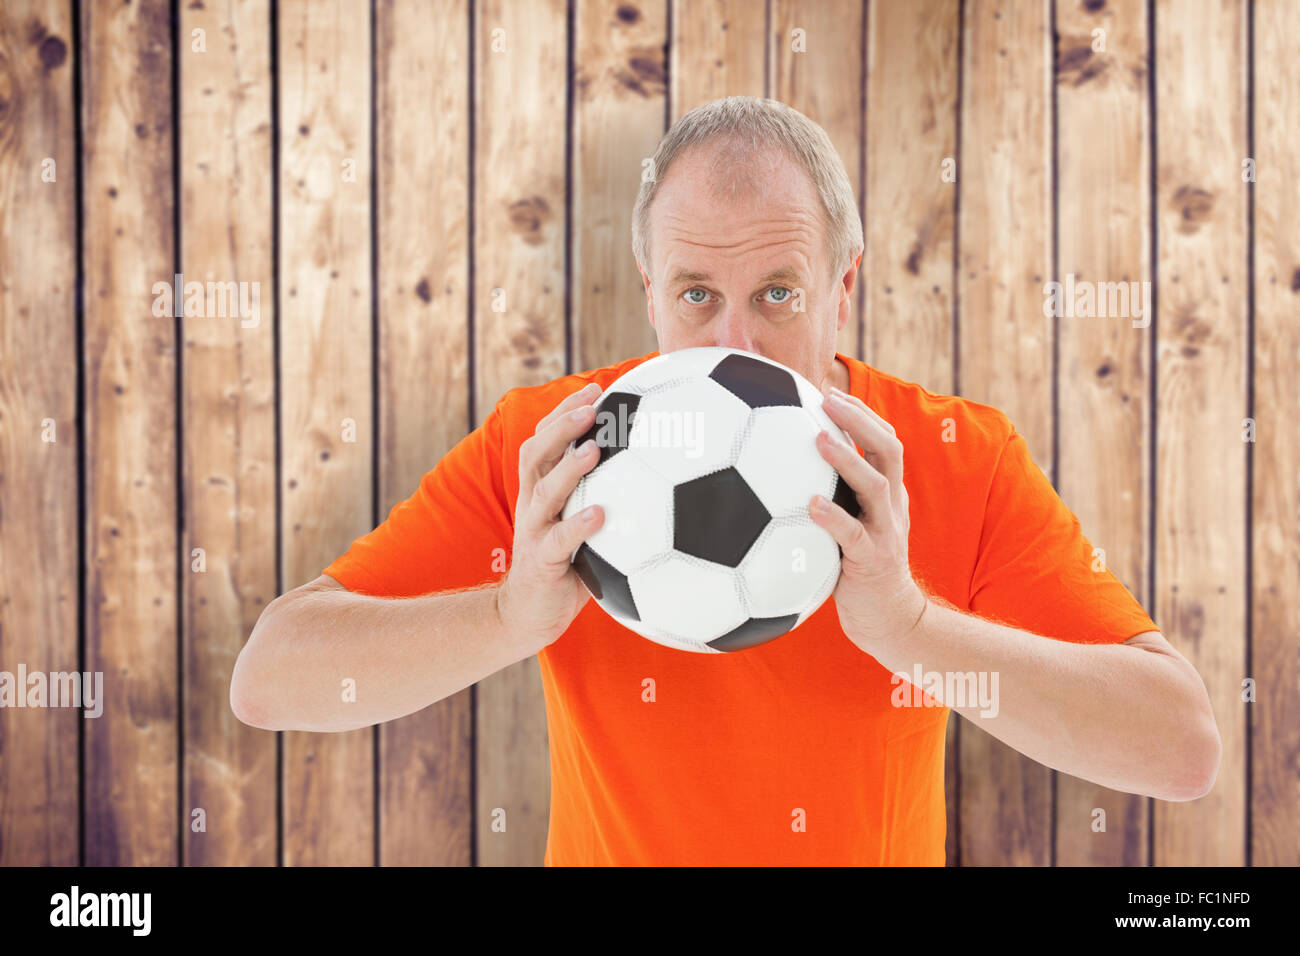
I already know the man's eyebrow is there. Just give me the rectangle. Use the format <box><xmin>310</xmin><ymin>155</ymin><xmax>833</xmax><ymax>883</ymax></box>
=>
<box><xmin>756</xmin><ymin>267</ymin><xmax>804</xmax><ymax>285</ymax></box>
<box><xmin>667</xmin><ymin>266</ymin><xmax>805</xmax><ymax>286</ymax></box>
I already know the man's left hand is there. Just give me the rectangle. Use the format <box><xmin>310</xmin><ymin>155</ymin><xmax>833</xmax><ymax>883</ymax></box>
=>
<box><xmin>809</xmin><ymin>386</ymin><xmax>928</xmax><ymax>654</ymax></box>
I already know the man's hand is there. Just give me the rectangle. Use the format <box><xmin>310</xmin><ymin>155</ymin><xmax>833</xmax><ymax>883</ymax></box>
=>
<box><xmin>809</xmin><ymin>385</ymin><xmax>928</xmax><ymax>654</ymax></box>
<box><xmin>497</xmin><ymin>381</ymin><xmax>607</xmax><ymax>652</ymax></box>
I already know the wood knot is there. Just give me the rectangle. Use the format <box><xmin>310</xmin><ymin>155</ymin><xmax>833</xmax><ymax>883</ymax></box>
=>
<box><xmin>614</xmin><ymin>50</ymin><xmax>666</xmax><ymax>99</ymax></box>
<box><xmin>507</xmin><ymin>196</ymin><xmax>552</xmax><ymax>246</ymax></box>
<box><xmin>39</xmin><ymin>35</ymin><xmax>68</xmax><ymax>70</ymax></box>
<box><xmin>1056</xmin><ymin>43</ymin><xmax>1108</xmax><ymax>86</ymax></box>
<box><xmin>1171</xmin><ymin>185</ymin><xmax>1214</xmax><ymax>234</ymax></box>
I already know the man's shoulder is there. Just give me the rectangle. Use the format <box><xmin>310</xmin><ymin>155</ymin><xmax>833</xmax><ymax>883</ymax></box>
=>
<box><xmin>849</xmin><ymin>358</ymin><xmax>1017</xmax><ymax>457</ymax></box>
<box><xmin>492</xmin><ymin>351</ymin><xmax>659</xmax><ymax>432</ymax></box>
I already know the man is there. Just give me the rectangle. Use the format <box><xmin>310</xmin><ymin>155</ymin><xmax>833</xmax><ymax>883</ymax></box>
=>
<box><xmin>231</xmin><ymin>96</ymin><xmax>1220</xmax><ymax>865</ymax></box>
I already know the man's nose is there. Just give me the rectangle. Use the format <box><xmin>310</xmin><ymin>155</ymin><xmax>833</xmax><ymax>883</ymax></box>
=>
<box><xmin>714</xmin><ymin>307</ymin><xmax>757</xmax><ymax>352</ymax></box>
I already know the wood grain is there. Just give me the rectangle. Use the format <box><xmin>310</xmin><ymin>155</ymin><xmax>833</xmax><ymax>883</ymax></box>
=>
<box><xmin>179</xmin><ymin>0</ymin><xmax>277</xmax><ymax>867</ymax></box>
<box><xmin>865</xmin><ymin>0</ymin><xmax>958</xmax><ymax>388</ymax></box>
<box><xmin>473</xmin><ymin>0</ymin><xmax>569</xmax><ymax>867</ymax></box>
<box><xmin>670</xmin><ymin>0</ymin><xmax>766</xmax><ymax>115</ymax></box>
<box><xmin>0</xmin><ymin>0</ymin><xmax>78</xmax><ymax>866</ymax></box>
<box><xmin>770</xmin><ymin>0</ymin><xmax>865</xmax><ymax>361</ymax></box>
<box><xmin>82</xmin><ymin>0</ymin><xmax>178</xmax><ymax>866</ymax></box>
<box><xmin>957</xmin><ymin>0</ymin><xmax>1054</xmax><ymax>866</ymax></box>
<box><xmin>1053</xmin><ymin>0</ymin><xmax>1151</xmax><ymax>867</ymax></box>
<box><xmin>375</xmin><ymin>0</ymin><xmax>473</xmax><ymax>867</ymax></box>
<box><xmin>572</xmin><ymin>0</ymin><xmax>665</xmax><ymax>371</ymax></box>
<box><xmin>864</xmin><ymin>0</ymin><xmax>960</xmax><ymax>864</ymax></box>
<box><xmin>1248</xmin><ymin>0</ymin><xmax>1297</xmax><ymax>868</ymax></box>
<box><xmin>1152</xmin><ymin>0</ymin><xmax>1247</xmax><ymax>867</ymax></box>
<box><xmin>278</xmin><ymin>0</ymin><xmax>374</xmax><ymax>866</ymax></box>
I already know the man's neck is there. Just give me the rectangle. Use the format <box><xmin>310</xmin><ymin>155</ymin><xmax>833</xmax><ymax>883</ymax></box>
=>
<box><xmin>827</xmin><ymin>354</ymin><xmax>851</xmax><ymax>393</ymax></box>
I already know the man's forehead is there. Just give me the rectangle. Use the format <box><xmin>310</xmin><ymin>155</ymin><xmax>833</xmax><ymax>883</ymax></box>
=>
<box><xmin>649</xmin><ymin>158</ymin><xmax>827</xmax><ymax>283</ymax></box>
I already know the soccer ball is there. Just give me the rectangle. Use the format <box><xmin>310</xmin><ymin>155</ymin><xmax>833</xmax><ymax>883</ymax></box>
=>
<box><xmin>562</xmin><ymin>347</ymin><xmax>860</xmax><ymax>653</ymax></box>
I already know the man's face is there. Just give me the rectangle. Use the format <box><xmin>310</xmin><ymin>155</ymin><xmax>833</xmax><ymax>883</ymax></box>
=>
<box><xmin>639</xmin><ymin>144</ymin><xmax>860</xmax><ymax>389</ymax></box>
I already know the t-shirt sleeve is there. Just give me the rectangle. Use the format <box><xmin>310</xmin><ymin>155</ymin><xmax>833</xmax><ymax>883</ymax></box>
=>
<box><xmin>967</xmin><ymin>427</ymin><xmax>1157</xmax><ymax>644</ymax></box>
<box><xmin>322</xmin><ymin>400</ymin><xmax>515</xmax><ymax>598</ymax></box>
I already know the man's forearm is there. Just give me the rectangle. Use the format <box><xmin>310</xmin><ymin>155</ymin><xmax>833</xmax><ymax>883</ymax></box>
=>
<box><xmin>865</xmin><ymin>597</ymin><xmax>1219</xmax><ymax>802</ymax></box>
<box><xmin>231</xmin><ymin>581</ymin><xmax>537</xmax><ymax>732</ymax></box>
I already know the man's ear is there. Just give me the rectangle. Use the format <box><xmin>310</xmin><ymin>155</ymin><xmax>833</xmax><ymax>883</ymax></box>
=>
<box><xmin>835</xmin><ymin>250</ymin><xmax>863</xmax><ymax>333</ymax></box>
<box><xmin>638</xmin><ymin>259</ymin><xmax>656</xmax><ymax>331</ymax></box>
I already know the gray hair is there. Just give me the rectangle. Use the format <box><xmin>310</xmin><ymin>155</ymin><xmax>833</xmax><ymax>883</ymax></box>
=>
<box><xmin>631</xmin><ymin>96</ymin><xmax>863</xmax><ymax>283</ymax></box>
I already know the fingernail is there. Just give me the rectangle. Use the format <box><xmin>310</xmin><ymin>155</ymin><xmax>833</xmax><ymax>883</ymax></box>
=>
<box><xmin>578</xmin><ymin>439</ymin><xmax>597</xmax><ymax>456</ymax></box>
<box><xmin>582</xmin><ymin>505</ymin><xmax>600</xmax><ymax>521</ymax></box>
<box><xmin>571</xmin><ymin>407</ymin><xmax>591</xmax><ymax>421</ymax></box>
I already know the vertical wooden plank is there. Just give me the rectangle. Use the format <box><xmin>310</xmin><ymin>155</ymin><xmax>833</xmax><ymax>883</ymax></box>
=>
<box><xmin>0</xmin><ymin>0</ymin><xmax>78</xmax><ymax>866</ymax></box>
<box><xmin>957</xmin><ymin>0</ymin><xmax>1054</xmax><ymax>866</ymax></box>
<box><xmin>179</xmin><ymin>0</ymin><xmax>276</xmax><ymax>865</ymax></box>
<box><xmin>572</xmin><ymin>0</ymin><xmax>666</xmax><ymax>371</ymax></box>
<box><xmin>474</xmin><ymin>0</ymin><xmax>569</xmax><ymax>867</ymax></box>
<box><xmin>770</xmin><ymin>0</ymin><xmax>864</xmax><ymax>360</ymax></box>
<box><xmin>81</xmin><ymin>0</ymin><xmax>177</xmax><ymax>866</ymax></box>
<box><xmin>864</xmin><ymin>0</ymin><xmax>958</xmax><ymax>387</ymax></box>
<box><xmin>278</xmin><ymin>0</ymin><xmax>374</xmax><ymax>866</ymax></box>
<box><xmin>375</xmin><ymin>0</ymin><xmax>472</xmax><ymax>867</ymax></box>
<box><xmin>864</xmin><ymin>0</ymin><xmax>960</xmax><ymax>864</ymax></box>
<box><xmin>1053</xmin><ymin>0</ymin><xmax>1151</xmax><ymax>866</ymax></box>
<box><xmin>1252</xmin><ymin>0</ymin><xmax>1300</xmax><ymax>869</ymax></box>
<box><xmin>1152</xmin><ymin>0</ymin><xmax>1246</xmax><ymax>867</ymax></box>
<box><xmin>670</xmin><ymin>0</ymin><xmax>766</xmax><ymax>117</ymax></box>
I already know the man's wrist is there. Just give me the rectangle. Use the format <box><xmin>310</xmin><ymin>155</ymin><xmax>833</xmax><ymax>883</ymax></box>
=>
<box><xmin>494</xmin><ymin>576</ymin><xmax>553</xmax><ymax>657</ymax></box>
<box><xmin>902</xmin><ymin>583</ymin><xmax>929</xmax><ymax>637</ymax></box>
<box><xmin>843</xmin><ymin>575</ymin><xmax>929</xmax><ymax>653</ymax></box>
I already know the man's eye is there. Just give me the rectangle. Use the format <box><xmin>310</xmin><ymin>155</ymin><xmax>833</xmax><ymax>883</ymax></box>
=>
<box><xmin>682</xmin><ymin>288</ymin><xmax>710</xmax><ymax>305</ymax></box>
<box><xmin>765</xmin><ymin>286</ymin><xmax>792</xmax><ymax>304</ymax></box>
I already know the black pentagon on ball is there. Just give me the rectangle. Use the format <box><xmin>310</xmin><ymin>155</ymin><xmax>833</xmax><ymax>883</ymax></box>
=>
<box><xmin>708</xmin><ymin>353</ymin><xmax>802</xmax><ymax>408</ymax></box>
<box><xmin>572</xmin><ymin>544</ymin><xmax>640</xmax><ymax>621</ymax></box>
<box><xmin>708</xmin><ymin>613</ymin><xmax>801</xmax><ymax>652</ymax></box>
<box><xmin>577</xmin><ymin>391</ymin><xmax>641</xmax><ymax>467</ymax></box>
<box><xmin>673</xmin><ymin>467</ymin><xmax>771</xmax><ymax>568</ymax></box>
<box><xmin>831</xmin><ymin>472</ymin><xmax>862</xmax><ymax>519</ymax></box>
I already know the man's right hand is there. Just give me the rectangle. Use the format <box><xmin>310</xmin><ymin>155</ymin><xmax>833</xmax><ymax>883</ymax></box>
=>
<box><xmin>496</xmin><ymin>381</ymin><xmax>607</xmax><ymax>652</ymax></box>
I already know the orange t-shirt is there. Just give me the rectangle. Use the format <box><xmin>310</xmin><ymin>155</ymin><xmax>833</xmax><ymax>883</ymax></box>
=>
<box><xmin>323</xmin><ymin>351</ymin><xmax>1158</xmax><ymax>865</ymax></box>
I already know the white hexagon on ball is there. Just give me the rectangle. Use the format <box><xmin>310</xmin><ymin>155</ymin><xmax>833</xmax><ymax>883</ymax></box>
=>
<box><xmin>629</xmin><ymin>378</ymin><xmax>751</xmax><ymax>485</ymax></box>
<box><xmin>630</xmin><ymin>556</ymin><xmax>747</xmax><ymax>644</ymax></box>
<box><xmin>735</xmin><ymin>406</ymin><xmax>839</xmax><ymax>518</ymax></box>
<box><xmin>740</xmin><ymin>521</ymin><xmax>841</xmax><ymax>619</ymax></box>
<box><xmin>579</xmin><ymin>451</ymin><xmax>672</xmax><ymax>575</ymax></box>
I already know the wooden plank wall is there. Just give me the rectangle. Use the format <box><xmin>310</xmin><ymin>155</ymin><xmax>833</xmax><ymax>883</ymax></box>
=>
<box><xmin>180</xmin><ymin>0</ymin><xmax>276</xmax><ymax>867</ymax></box>
<box><xmin>0</xmin><ymin>0</ymin><xmax>1294</xmax><ymax>867</ymax></box>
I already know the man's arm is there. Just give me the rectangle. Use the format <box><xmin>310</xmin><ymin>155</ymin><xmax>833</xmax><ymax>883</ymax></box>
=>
<box><xmin>866</xmin><ymin>606</ymin><xmax>1220</xmax><ymax>803</ymax></box>
<box><xmin>811</xmin><ymin>385</ymin><xmax>1221</xmax><ymax>803</ymax></box>
<box><xmin>230</xmin><ymin>381</ymin><xmax>608</xmax><ymax>733</ymax></box>
<box><xmin>229</xmin><ymin>573</ymin><xmax>534</xmax><ymax>732</ymax></box>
